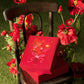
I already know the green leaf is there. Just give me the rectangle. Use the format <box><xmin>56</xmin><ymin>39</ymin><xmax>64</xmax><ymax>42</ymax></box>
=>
<box><xmin>76</xmin><ymin>17</ymin><xmax>80</xmax><ymax>34</ymax></box>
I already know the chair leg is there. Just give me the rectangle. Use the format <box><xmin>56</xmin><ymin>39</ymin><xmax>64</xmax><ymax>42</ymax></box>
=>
<box><xmin>17</xmin><ymin>71</ymin><xmax>22</xmax><ymax>84</ymax></box>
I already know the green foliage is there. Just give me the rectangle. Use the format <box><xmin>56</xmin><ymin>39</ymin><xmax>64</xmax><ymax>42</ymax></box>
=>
<box><xmin>76</xmin><ymin>17</ymin><xmax>80</xmax><ymax>35</ymax></box>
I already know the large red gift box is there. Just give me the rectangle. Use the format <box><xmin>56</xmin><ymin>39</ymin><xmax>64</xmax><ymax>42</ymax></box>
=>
<box><xmin>21</xmin><ymin>57</ymin><xmax>69</xmax><ymax>84</ymax></box>
<box><xmin>20</xmin><ymin>35</ymin><xmax>69</xmax><ymax>83</ymax></box>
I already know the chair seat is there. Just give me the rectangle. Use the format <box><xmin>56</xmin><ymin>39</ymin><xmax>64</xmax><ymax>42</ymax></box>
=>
<box><xmin>40</xmin><ymin>72</ymin><xmax>72</xmax><ymax>84</ymax></box>
<box><xmin>20</xmin><ymin>69</ymin><xmax>73</xmax><ymax>84</ymax></box>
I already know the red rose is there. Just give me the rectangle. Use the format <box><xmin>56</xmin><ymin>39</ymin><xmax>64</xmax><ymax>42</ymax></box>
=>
<box><xmin>1</xmin><ymin>30</ymin><xmax>7</xmax><ymax>36</ymax></box>
<box><xmin>71</xmin><ymin>62</ymin><xmax>84</xmax><ymax>78</ymax></box>
<box><xmin>16</xmin><ymin>15</ymin><xmax>24</xmax><ymax>24</ymax></box>
<box><xmin>58</xmin><ymin>5</ymin><xmax>63</xmax><ymax>13</ymax></box>
<box><xmin>57</xmin><ymin>24</ymin><xmax>77</xmax><ymax>45</ymax></box>
<box><xmin>68</xmin><ymin>0</ymin><xmax>84</xmax><ymax>15</ymax></box>
<box><xmin>14</xmin><ymin>0</ymin><xmax>26</xmax><ymax>4</ymax></box>
<box><xmin>7</xmin><ymin>58</ymin><xmax>17</xmax><ymax>75</ymax></box>
<box><xmin>65</xmin><ymin>18</ymin><xmax>74</xmax><ymax>26</ymax></box>
<box><xmin>25</xmin><ymin>14</ymin><xmax>33</xmax><ymax>27</ymax></box>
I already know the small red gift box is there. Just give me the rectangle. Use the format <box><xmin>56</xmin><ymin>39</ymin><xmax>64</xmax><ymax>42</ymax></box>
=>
<box><xmin>20</xmin><ymin>35</ymin><xmax>69</xmax><ymax>83</ymax></box>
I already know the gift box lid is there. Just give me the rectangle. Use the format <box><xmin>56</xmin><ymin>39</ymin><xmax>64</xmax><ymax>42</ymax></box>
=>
<box><xmin>20</xmin><ymin>35</ymin><xmax>60</xmax><ymax>75</ymax></box>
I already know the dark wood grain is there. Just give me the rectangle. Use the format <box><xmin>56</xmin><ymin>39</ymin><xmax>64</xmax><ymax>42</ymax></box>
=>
<box><xmin>49</xmin><ymin>12</ymin><xmax>53</xmax><ymax>37</ymax></box>
<box><xmin>3</xmin><ymin>2</ymin><xmax>58</xmax><ymax>21</ymax></box>
<box><xmin>21</xmin><ymin>70</ymin><xmax>73</xmax><ymax>84</ymax></box>
<box><xmin>9</xmin><ymin>20</ymin><xmax>21</xmax><ymax>84</ymax></box>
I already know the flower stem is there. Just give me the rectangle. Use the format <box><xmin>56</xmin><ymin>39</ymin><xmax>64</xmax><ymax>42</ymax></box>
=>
<box><xmin>71</xmin><ymin>8</ymin><xmax>81</xmax><ymax>25</ymax></box>
<box><xmin>60</xmin><ymin>13</ymin><xmax>65</xmax><ymax>24</ymax></box>
<box><xmin>2</xmin><ymin>47</ymin><xmax>6</xmax><ymax>50</ymax></box>
<box><xmin>72</xmin><ymin>52</ymin><xmax>75</xmax><ymax>62</ymax></box>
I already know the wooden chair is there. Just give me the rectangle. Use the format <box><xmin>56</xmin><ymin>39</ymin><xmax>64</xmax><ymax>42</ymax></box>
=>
<box><xmin>3</xmin><ymin>2</ymin><xmax>73</xmax><ymax>84</ymax></box>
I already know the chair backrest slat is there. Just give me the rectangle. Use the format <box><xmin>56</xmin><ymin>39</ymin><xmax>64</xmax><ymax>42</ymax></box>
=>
<box><xmin>3</xmin><ymin>2</ymin><xmax>58</xmax><ymax>21</ymax></box>
<box><xmin>49</xmin><ymin>12</ymin><xmax>53</xmax><ymax>37</ymax></box>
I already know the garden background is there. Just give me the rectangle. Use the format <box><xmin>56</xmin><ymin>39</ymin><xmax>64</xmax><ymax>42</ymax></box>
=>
<box><xmin>0</xmin><ymin>0</ymin><xmax>84</xmax><ymax>84</ymax></box>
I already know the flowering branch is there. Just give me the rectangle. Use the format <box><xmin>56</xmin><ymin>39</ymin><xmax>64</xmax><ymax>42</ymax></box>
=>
<box><xmin>58</xmin><ymin>5</ymin><xmax>64</xmax><ymax>24</ymax></box>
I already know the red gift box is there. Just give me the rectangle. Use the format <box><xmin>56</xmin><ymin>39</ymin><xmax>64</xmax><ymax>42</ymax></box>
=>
<box><xmin>39</xmin><ymin>57</ymin><xmax>69</xmax><ymax>83</ymax></box>
<box><xmin>20</xmin><ymin>35</ymin><xmax>69</xmax><ymax>83</ymax></box>
<box><xmin>21</xmin><ymin>57</ymin><xmax>69</xmax><ymax>84</ymax></box>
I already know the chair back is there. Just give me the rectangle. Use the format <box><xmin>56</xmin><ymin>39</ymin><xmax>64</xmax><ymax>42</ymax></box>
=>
<box><xmin>3</xmin><ymin>2</ymin><xmax>58</xmax><ymax>84</ymax></box>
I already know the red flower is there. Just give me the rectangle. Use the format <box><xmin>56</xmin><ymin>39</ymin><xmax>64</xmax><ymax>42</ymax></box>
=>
<box><xmin>7</xmin><ymin>58</ymin><xmax>17</xmax><ymax>75</ymax></box>
<box><xmin>65</xmin><ymin>18</ymin><xmax>74</xmax><ymax>26</ymax></box>
<box><xmin>58</xmin><ymin>5</ymin><xmax>63</xmax><ymax>13</ymax></box>
<box><xmin>75</xmin><ymin>40</ymin><xmax>78</xmax><ymax>45</ymax></box>
<box><xmin>14</xmin><ymin>0</ymin><xmax>26</xmax><ymax>4</ymax></box>
<box><xmin>58</xmin><ymin>49</ymin><xmax>66</xmax><ymax>58</ymax></box>
<box><xmin>57</xmin><ymin>24</ymin><xmax>77</xmax><ymax>45</ymax></box>
<box><xmin>68</xmin><ymin>28</ymin><xmax>78</xmax><ymax>43</ymax></box>
<box><xmin>36</xmin><ymin>31</ymin><xmax>43</xmax><ymax>36</ymax></box>
<box><xmin>8</xmin><ymin>32</ymin><xmax>13</xmax><ymax>36</ymax></box>
<box><xmin>7</xmin><ymin>45</ymin><xmax>12</xmax><ymax>52</ymax></box>
<box><xmin>71</xmin><ymin>62</ymin><xmax>84</xmax><ymax>78</ymax></box>
<box><xmin>20</xmin><ymin>25</ymin><xmax>27</xmax><ymax>31</ymax></box>
<box><xmin>16</xmin><ymin>15</ymin><xmax>24</xmax><ymax>24</ymax></box>
<box><xmin>26</xmin><ymin>24</ymin><xmax>38</xmax><ymax>40</ymax></box>
<box><xmin>1</xmin><ymin>30</ymin><xmax>7</xmax><ymax>36</ymax></box>
<box><xmin>13</xmin><ymin>23</ymin><xmax>20</xmax><ymax>42</ymax></box>
<box><xmin>25</xmin><ymin>14</ymin><xmax>33</xmax><ymax>27</ymax></box>
<box><xmin>19</xmin><ymin>49</ymin><xmax>22</xmax><ymax>54</ymax></box>
<box><xmin>68</xmin><ymin>0</ymin><xmax>84</xmax><ymax>15</ymax></box>
<box><xmin>7</xmin><ymin>59</ymin><xmax>16</xmax><ymax>67</ymax></box>
<box><xmin>19</xmin><ymin>50</ymin><xmax>23</xmax><ymax>59</ymax></box>
<box><xmin>60</xmin><ymin>34</ymin><xmax>70</xmax><ymax>45</ymax></box>
<box><xmin>9</xmin><ymin>67</ymin><xmax>17</xmax><ymax>75</ymax></box>
<box><xmin>9</xmin><ymin>23</ymin><xmax>20</xmax><ymax>42</ymax></box>
<box><xmin>29</xmin><ymin>24</ymin><xmax>37</xmax><ymax>33</ymax></box>
<box><xmin>58</xmin><ymin>23</ymin><xmax>68</xmax><ymax>30</ymax></box>
<box><xmin>20</xmin><ymin>54</ymin><xmax>23</xmax><ymax>59</ymax></box>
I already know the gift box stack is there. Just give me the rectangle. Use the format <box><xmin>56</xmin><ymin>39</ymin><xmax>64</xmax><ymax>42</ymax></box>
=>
<box><xmin>20</xmin><ymin>35</ymin><xmax>69</xmax><ymax>84</ymax></box>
